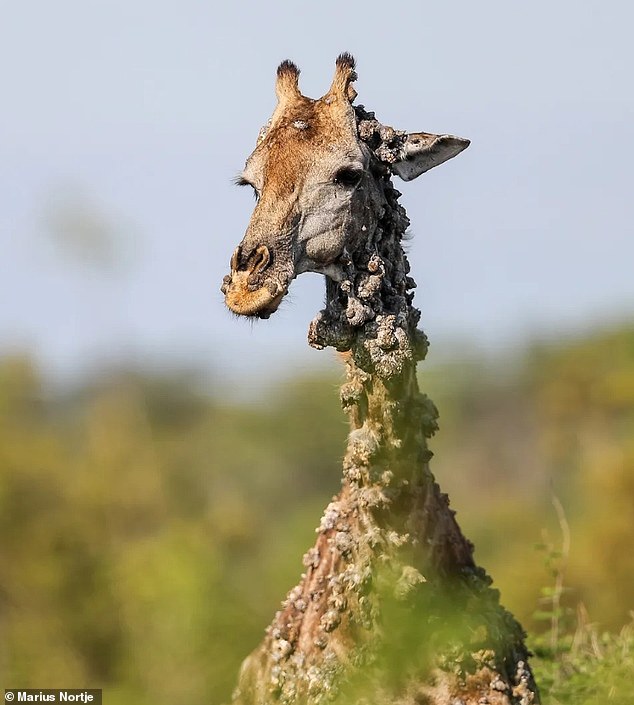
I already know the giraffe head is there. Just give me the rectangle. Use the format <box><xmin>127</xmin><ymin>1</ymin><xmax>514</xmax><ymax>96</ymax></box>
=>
<box><xmin>222</xmin><ymin>54</ymin><xmax>469</xmax><ymax>319</ymax></box>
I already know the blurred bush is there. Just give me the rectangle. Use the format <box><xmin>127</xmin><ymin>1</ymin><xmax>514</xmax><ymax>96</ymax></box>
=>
<box><xmin>0</xmin><ymin>323</ymin><xmax>632</xmax><ymax>703</ymax></box>
<box><xmin>425</xmin><ymin>325</ymin><xmax>634</xmax><ymax>632</ymax></box>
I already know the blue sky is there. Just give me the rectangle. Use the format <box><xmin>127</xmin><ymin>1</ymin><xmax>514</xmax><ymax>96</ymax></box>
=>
<box><xmin>1</xmin><ymin>0</ymin><xmax>633</xmax><ymax>384</ymax></box>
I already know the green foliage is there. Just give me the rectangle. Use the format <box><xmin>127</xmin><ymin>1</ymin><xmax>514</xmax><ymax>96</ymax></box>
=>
<box><xmin>531</xmin><ymin>618</ymin><xmax>634</xmax><ymax>704</ymax></box>
<box><xmin>424</xmin><ymin>325</ymin><xmax>634</xmax><ymax>632</ymax></box>
<box><xmin>0</xmin><ymin>322</ymin><xmax>633</xmax><ymax>703</ymax></box>
<box><xmin>0</xmin><ymin>359</ymin><xmax>345</xmax><ymax>703</ymax></box>
<box><xmin>528</xmin><ymin>488</ymin><xmax>634</xmax><ymax>704</ymax></box>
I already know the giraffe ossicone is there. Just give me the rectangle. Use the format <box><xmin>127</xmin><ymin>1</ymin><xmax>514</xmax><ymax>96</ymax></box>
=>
<box><xmin>221</xmin><ymin>53</ymin><xmax>469</xmax><ymax>320</ymax></box>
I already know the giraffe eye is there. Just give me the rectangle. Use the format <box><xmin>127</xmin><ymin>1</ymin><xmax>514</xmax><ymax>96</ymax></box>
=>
<box><xmin>333</xmin><ymin>167</ymin><xmax>363</xmax><ymax>187</ymax></box>
<box><xmin>235</xmin><ymin>176</ymin><xmax>260</xmax><ymax>201</ymax></box>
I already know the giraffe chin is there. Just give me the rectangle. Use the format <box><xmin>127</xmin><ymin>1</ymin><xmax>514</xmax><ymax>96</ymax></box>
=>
<box><xmin>223</xmin><ymin>277</ymin><xmax>288</xmax><ymax>319</ymax></box>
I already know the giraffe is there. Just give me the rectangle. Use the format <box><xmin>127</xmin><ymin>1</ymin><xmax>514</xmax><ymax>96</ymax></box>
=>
<box><xmin>222</xmin><ymin>54</ymin><xmax>539</xmax><ymax>705</ymax></box>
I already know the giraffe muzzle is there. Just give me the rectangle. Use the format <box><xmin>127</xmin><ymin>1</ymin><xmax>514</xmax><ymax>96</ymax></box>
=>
<box><xmin>222</xmin><ymin>245</ymin><xmax>289</xmax><ymax>319</ymax></box>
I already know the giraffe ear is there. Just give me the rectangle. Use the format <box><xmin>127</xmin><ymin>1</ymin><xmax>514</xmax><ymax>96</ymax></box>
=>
<box><xmin>391</xmin><ymin>132</ymin><xmax>470</xmax><ymax>182</ymax></box>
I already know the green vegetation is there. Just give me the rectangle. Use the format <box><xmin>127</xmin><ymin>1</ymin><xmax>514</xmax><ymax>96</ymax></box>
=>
<box><xmin>1</xmin><ymin>323</ymin><xmax>633</xmax><ymax>703</ymax></box>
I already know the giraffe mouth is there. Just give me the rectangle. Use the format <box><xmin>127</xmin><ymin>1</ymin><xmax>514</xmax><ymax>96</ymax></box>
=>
<box><xmin>221</xmin><ymin>244</ymin><xmax>293</xmax><ymax>319</ymax></box>
<box><xmin>221</xmin><ymin>271</ymin><xmax>288</xmax><ymax>319</ymax></box>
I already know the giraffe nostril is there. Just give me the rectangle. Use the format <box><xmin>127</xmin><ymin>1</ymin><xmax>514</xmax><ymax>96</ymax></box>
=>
<box><xmin>251</xmin><ymin>245</ymin><xmax>271</xmax><ymax>275</ymax></box>
<box><xmin>231</xmin><ymin>244</ymin><xmax>271</xmax><ymax>275</ymax></box>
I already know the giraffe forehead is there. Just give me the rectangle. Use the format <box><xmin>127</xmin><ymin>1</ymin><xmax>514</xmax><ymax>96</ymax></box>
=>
<box><xmin>248</xmin><ymin>108</ymin><xmax>361</xmax><ymax>190</ymax></box>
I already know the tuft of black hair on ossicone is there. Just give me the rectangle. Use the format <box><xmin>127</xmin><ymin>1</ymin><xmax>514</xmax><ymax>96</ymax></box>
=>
<box><xmin>277</xmin><ymin>59</ymin><xmax>300</xmax><ymax>78</ymax></box>
<box><xmin>336</xmin><ymin>52</ymin><xmax>356</xmax><ymax>71</ymax></box>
